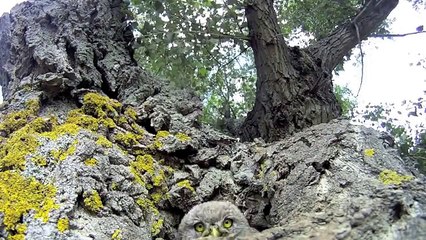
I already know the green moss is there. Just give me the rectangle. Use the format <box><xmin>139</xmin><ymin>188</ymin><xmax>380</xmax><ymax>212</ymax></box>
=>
<box><xmin>379</xmin><ymin>170</ymin><xmax>414</xmax><ymax>185</ymax></box>
<box><xmin>57</xmin><ymin>217</ymin><xmax>69</xmax><ymax>233</ymax></box>
<box><xmin>83</xmin><ymin>190</ymin><xmax>104</xmax><ymax>213</ymax></box>
<box><xmin>175</xmin><ymin>132</ymin><xmax>191</xmax><ymax>142</ymax></box>
<box><xmin>111</xmin><ymin>229</ymin><xmax>122</xmax><ymax>240</ymax></box>
<box><xmin>151</xmin><ymin>218</ymin><xmax>163</xmax><ymax>236</ymax></box>
<box><xmin>0</xmin><ymin>171</ymin><xmax>58</xmax><ymax>230</ymax></box>
<box><xmin>84</xmin><ymin>158</ymin><xmax>98</xmax><ymax>167</ymax></box>
<box><xmin>115</xmin><ymin>132</ymin><xmax>142</xmax><ymax>147</ymax></box>
<box><xmin>177</xmin><ymin>180</ymin><xmax>195</xmax><ymax>192</ymax></box>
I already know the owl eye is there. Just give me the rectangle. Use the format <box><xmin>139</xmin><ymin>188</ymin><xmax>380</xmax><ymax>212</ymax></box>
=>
<box><xmin>194</xmin><ymin>222</ymin><xmax>205</xmax><ymax>232</ymax></box>
<box><xmin>223</xmin><ymin>218</ymin><xmax>233</xmax><ymax>228</ymax></box>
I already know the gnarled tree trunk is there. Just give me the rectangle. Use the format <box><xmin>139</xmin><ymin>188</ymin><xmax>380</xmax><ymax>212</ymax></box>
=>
<box><xmin>239</xmin><ymin>0</ymin><xmax>399</xmax><ymax>142</ymax></box>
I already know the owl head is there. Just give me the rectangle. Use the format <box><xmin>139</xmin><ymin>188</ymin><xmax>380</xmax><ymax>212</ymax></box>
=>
<box><xmin>178</xmin><ymin>201</ymin><xmax>252</xmax><ymax>240</ymax></box>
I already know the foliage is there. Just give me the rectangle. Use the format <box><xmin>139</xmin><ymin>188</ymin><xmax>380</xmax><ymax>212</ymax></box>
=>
<box><xmin>128</xmin><ymin>0</ymin><xmax>392</xmax><ymax>129</ymax></box>
<box><xmin>356</xmin><ymin>98</ymin><xmax>426</xmax><ymax>174</ymax></box>
<box><xmin>334</xmin><ymin>85</ymin><xmax>357</xmax><ymax>117</ymax></box>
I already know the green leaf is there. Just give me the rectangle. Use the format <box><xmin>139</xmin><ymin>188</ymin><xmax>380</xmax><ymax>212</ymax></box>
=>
<box><xmin>199</xmin><ymin>67</ymin><xmax>208</xmax><ymax>77</ymax></box>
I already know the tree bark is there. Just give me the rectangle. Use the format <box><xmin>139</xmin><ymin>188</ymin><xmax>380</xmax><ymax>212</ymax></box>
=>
<box><xmin>309</xmin><ymin>0</ymin><xmax>399</xmax><ymax>71</ymax></box>
<box><xmin>239</xmin><ymin>0</ymin><xmax>399</xmax><ymax>142</ymax></box>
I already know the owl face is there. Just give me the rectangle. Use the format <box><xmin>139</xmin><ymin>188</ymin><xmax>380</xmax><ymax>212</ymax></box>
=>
<box><xmin>178</xmin><ymin>201</ymin><xmax>250</xmax><ymax>240</ymax></box>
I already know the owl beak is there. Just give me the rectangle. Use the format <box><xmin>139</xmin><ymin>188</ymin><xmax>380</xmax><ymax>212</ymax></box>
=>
<box><xmin>208</xmin><ymin>227</ymin><xmax>221</xmax><ymax>237</ymax></box>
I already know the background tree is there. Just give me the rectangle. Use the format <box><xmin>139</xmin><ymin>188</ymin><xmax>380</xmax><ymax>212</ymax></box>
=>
<box><xmin>130</xmin><ymin>0</ymin><xmax>396</xmax><ymax>142</ymax></box>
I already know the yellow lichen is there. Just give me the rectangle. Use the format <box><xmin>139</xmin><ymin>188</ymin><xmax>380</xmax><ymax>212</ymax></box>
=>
<box><xmin>84</xmin><ymin>158</ymin><xmax>98</xmax><ymax>167</ymax></box>
<box><xmin>364</xmin><ymin>148</ymin><xmax>375</xmax><ymax>157</ymax></box>
<box><xmin>15</xmin><ymin>224</ymin><xmax>27</xmax><ymax>234</ymax></box>
<box><xmin>156</xmin><ymin>131</ymin><xmax>170</xmax><ymax>139</ymax></box>
<box><xmin>30</xmin><ymin>154</ymin><xmax>48</xmax><ymax>167</ymax></box>
<box><xmin>82</xmin><ymin>93</ymin><xmax>122</xmax><ymax>118</ymax></box>
<box><xmin>116</xmin><ymin>116</ymin><xmax>128</xmax><ymax>125</ymax></box>
<box><xmin>25</xmin><ymin>99</ymin><xmax>41</xmax><ymax>112</ymax></box>
<box><xmin>124</xmin><ymin>107</ymin><xmax>137</xmax><ymax>120</ymax></box>
<box><xmin>177</xmin><ymin>180</ymin><xmax>195</xmax><ymax>192</ymax></box>
<box><xmin>151</xmin><ymin>218</ymin><xmax>164</xmax><ymax>236</ymax></box>
<box><xmin>175</xmin><ymin>132</ymin><xmax>191</xmax><ymax>142</ymax></box>
<box><xmin>132</xmin><ymin>155</ymin><xmax>155</xmax><ymax>175</ymax></box>
<box><xmin>50</xmin><ymin>140</ymin><xmax>78</xmax><ymax>162</ymax></box>
<box><xmin>96</xmin><ymin>136</ymin><xmax>113</xmax><ymax>148</ymax></box>
<box><xmin>0</xmin><ymin>99</ymin><xmax>40</xmax><ymax>135</ymax></box>
<box><xmin>115</xmin><ymin>132</ymin><xmax>142</xmax><ymax>147</ymax></box>
<box><xmin>151</xmin><ymin>192</ymin><xmax>163</xmax><ymax>204</ymax></box>
<box><xmin>131</xmin><ymin>123</ymin><xmax>145</xmax><ymax>136</ymax></box>
<box><xmin>40</xmin><ymin>123</ymin><xmax>80</xmax><ymax>140</ymax></box>
<box><xmin>111</xmin><ymin>182</ymin><xmax>118</xmax><ymax>191</ymax></box>
<box><xmin>0</xmin><ymin>171</ymin><xmax>58</xmax><ymax>230</ymax></box>
<box><xmin>7</xmin><ymin>223</ymin><xmax>27</xmax><ymax>240</ymax></box>
<box><xmin>57</xmin><ymin>217</ymin><xmax>69</xmax><ymax>233</ymax></box>
<box><xmin>130</xmin><ymin>155</ymin><xmax>156</xmax><ymax>188</ymax></box>
<box><xmin>66</xmin><ymin>109</ymin><xmax>101</xmax><ymax>131</ymax></box>
<box><xmin>152</xmin><ymin>170</ymin><xmax>166</xmax><ymax>187</ymax></box>
<box><xmin>111</xmin><ymin>229</ymin><xmax>122</xmax><ymax>240</ymax></box>
<box><xmin>149</xmin><ymin>130</ymin><xmax>171</xmax><ymax>149</ymax></box>
<box><xmin>379</xmin><ymin>170</ymin><xmax>414</xmax><ymax>185</ymax></box>
<box><xmin>66</xmin><ymin>109</ymin><xmax>116</xmax><ymax>130</ymax></box>
<box><xmin>83</xmin><ymin>190</ymin><xmax>104</xmax><ymax>213</ymax></box>
<box><xmin>150</xmin><ymin>140</ymin><xmax>163</xmax><ymax>149</ymax></box>
<box><xmin>136</xmin><ymin>198</ymin><xmax>159</xmax><ymax>215</ymax></box>
<box><xmin>0</xmin><ymin>119</ymin><xmax>44</xmax><ymax>170</ymax></box>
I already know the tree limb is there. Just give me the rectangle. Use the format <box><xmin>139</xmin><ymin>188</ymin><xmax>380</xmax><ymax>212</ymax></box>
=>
<box><xmin>308</xmin><ymin>0</ymin><xmax>399</xmax><ymax>72</ymax></box>
<box><xmin>370</xmin><ymin>30</ymin><xmax>426</xmax><ymax>38</ymax></box>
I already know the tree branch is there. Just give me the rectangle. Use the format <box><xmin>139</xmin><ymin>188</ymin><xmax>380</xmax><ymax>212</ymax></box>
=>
<box><xmin>308</xmin><ymin>0</ymin><xmax>399</xmax><ymax>72</ymax></box>
<box><xmin>370</xmin><ymin>30</ymin><xmax>426</xmax><ymax>38</ymax></box>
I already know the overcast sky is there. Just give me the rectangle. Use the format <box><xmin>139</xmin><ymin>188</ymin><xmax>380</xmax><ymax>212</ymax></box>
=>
<box><xmin>1</xmin><ymin>1</ymin><xmax>425</xmax><ymax>107</ymax></box>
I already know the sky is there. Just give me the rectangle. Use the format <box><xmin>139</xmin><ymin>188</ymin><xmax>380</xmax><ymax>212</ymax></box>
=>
<box><xmin>0</xmin><ymin>0</ymin><xmax>425</xmax><ymax>109</ymax></box>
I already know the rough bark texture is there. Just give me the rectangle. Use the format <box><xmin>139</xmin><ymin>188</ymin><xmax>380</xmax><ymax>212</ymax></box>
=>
<box><xmin>239</xmin><ymin>0</ymin><xmax>399</xmax><ymax>142</ymax></box>
<box><xmin>0</xmin><ymin>0</ymin><xmax>425</xmax><ymax>240</ymax></box>
<box><xmin>309</xmin><ymin>0</ymin><xmax>399</xmax><ymax>71</ymax></box>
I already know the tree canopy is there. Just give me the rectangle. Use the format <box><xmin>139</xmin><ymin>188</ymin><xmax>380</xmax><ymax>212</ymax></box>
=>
<box><xmin>129</xmin><ymin>0</ymin><xmax>390</xmax><ymax>129</ymax></box>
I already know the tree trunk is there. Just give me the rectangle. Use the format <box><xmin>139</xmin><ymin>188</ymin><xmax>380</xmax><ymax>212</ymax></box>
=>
<box><xmin>239</xmin><ymin>0</ymin><xmax>399</xmax><ymax>142</ymax></box>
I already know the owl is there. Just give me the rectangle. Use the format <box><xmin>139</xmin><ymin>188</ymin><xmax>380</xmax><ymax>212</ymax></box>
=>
<box><xmin>178</xmin><ymin>201</ymin><xmax>258</xmax><ymax>240</ymax></box>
